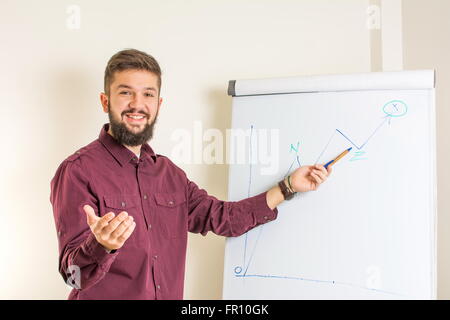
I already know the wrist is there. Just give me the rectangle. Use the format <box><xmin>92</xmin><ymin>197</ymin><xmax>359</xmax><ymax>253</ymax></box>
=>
<box><xmin>100</xmin><ymin>244</ymin><xmax>116</xmax><ymax>254</ymax></box>
<box><xmin>279</xmin><ymin>176</ymin><xmax>296</xmax><ymax>200</ymax></box>
<box><xmin>285</xmin><ymin>176</ymin><xmax>296</xmax><ymax>193</ymax></box>
<box><xmin>266</xmin><ymin>185</ymin><xmax>285</xmax><ymax>210</ymax></box>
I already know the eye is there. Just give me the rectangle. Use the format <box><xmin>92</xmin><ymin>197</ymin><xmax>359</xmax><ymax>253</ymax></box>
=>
<box><xmin>120</xmin><ymin>91</ymin><xmax>131</xmax><ymax>95</ymax></box>
<box><xmin>144</xmin><ymin>93</ymin><xmax>154</xmax><ymax>97</ymax></box>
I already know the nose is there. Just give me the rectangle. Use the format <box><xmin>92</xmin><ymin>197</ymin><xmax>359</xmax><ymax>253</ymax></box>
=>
<box><xmin>129</xmin><ymin>93</ymin><xmax>145</xmax><ymax>110</ymax></box>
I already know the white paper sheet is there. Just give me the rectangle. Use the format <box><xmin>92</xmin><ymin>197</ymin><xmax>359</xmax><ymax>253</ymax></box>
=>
<box><xmin>223</xmin><ymin>71</ymin><xmax>436</xmax><ymax>299</ymax></box>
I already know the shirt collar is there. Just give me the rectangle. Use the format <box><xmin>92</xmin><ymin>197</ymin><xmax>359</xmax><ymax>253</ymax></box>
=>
<box><xmin>99</xmin><ymin>123</ymin><xmax>157</xmax><ymax>166</ymax></box>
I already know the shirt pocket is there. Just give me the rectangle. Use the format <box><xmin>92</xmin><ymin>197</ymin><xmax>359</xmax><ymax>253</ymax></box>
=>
<box><xmin>154</xmin><ymin>191</ymin><xmax>187</xmax><ymax>239</ymax></box>
<box><xmin>103</xmin><ymin>194</ymin><xmax>141</xmax><ymax>246</ymax></box>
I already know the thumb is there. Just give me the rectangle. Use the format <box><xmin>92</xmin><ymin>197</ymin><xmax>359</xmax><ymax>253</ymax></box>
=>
<box><xmin>83</xmin><ymin>204</ymin><xmax>98</xmax><ymax>226</ymax></box>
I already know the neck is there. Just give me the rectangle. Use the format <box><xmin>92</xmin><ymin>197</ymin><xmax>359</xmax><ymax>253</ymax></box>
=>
<box><xmin>126</xmin><ymin>145</ymin><xmax>142</xmax><ymax>157</ymax></box>
<box><xmin>107</xmin><ymin>127</ymin><xmax>142</xmax><ymax>157</ymax></box>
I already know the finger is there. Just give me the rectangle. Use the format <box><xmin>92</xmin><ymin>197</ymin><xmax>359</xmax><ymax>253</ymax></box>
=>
<box><xmin>310</xmin><ymin>171</ymin><xmax>323</xmax><ymax>185</ymax></box>
<box><xmin>313</xmin><ymin>169</ymin><xmax>327</xmax><ymax>181</ymax></box>
<box><xmin>326</xmin><ymin>165</ymin><xmax>333</xmax><ymax>175</ymax></box>
<box><xmin>102</xmin><ymin>211</ymin><xmax>129</xmax><ymax>236</ymax></box>
<box><xmin>110</xmin><ymin>216</ymin><xmax>134</xmax><ymax>240</ymax></box>
<box><xmin>311</xmin><ymin>171</ymin><xmax>322</xmax><ymax>183</ymax></box>
<box><xmin>91</xmin><ymin>211</ymin><xmax>115</xmax><ymax>233</ymax></box>
<box><xmin>317</xmin><ymin>165</ymin><xmax>332</xmax><ymax>176</ymax></box>
<box><xmin>117</xmin><ymin>221</ymin><xmax>137</xmax><ymax>243</ymax></box>
<box><xmin>315</xmin><ymin>164</ymin><xmax>329</xmax><ymax>176</ymax></box>
<box><xmin>92</xmin><ymin>212</ymin><xmax>116</xmax><ymax>234</ymax></box>
<box><xmin>84</xmin><ymin>205</ymin><xmax>98</xmax><ymax>226</ymax></box>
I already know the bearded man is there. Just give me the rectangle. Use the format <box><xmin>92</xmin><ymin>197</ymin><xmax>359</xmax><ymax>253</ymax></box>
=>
<box><xmin>50</xmin><ymin>49</ymin><xmax>331</xmax><ymax>300</ymax></box>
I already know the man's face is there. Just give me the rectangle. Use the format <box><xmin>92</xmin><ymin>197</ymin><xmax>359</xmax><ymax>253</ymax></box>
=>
<box><xmin>101</xmin><ymin>69</ymin><xmax>162</xmax><ymax>146</ymax></box>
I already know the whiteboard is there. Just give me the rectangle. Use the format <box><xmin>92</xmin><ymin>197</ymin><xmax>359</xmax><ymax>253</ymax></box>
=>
<box><xmin>223</xmin><ymin>70</ymin><xmax>437</xmax><ymax>300</ymax></box>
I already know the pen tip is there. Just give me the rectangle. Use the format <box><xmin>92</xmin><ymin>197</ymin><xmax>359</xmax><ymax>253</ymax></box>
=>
<box><xmin>348</xmin><ymin>147</ymin><xmax>353</xmax><ymax>151</ymax></box>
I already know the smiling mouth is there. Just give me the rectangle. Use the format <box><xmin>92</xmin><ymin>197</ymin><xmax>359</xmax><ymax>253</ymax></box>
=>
<box><xmin>124</xmin><ymin>113</ymin><xmax>147</xmax><ymax>123</ymax></box>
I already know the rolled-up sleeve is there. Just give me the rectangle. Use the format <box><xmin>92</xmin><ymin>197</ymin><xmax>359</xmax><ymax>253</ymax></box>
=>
<box><xmin>50</xmin><ymin>158</ymin><xmax>118</xmax><ymax>290</ymax></box>
<box><xmin>186</xmin><ymin>180</ymin><xmax>278</xmax><ymax>237</ymax></box>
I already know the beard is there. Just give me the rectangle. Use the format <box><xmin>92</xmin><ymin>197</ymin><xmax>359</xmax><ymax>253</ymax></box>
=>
<box><xmin>108</xmin><ymin>102</ymin><xmax>158</xmax><ymax>147</ymax></box>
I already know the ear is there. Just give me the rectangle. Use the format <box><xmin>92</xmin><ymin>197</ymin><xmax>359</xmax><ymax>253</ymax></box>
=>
<box><xmin>100</xmin><ymin>92</ymin><xmax>109</xmax><ymax>113</ymax></box>
<box><xmin>157</xmin><ymin>96</ymin><xmax>163</xmax><ymax>112</ymax></box>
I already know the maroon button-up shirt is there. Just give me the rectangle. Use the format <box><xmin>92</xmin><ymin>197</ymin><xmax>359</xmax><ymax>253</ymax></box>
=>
<box><xmin>50</xmin><ymin>124</ymin><xmax>278</xmax><ymax>300</ymax></box>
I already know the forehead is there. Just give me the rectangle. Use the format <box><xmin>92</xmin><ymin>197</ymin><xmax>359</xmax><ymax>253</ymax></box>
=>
<box><xmin>111</xmin><ymin>69</ymin><xmax>159</xmax><ymax>90</ymax></box>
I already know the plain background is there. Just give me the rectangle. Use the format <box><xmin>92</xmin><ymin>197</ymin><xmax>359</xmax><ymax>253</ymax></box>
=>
<box><xmin>0</xmin><ymin>0</ymin><xmax>448</xmax><ymax>299</ymax></box>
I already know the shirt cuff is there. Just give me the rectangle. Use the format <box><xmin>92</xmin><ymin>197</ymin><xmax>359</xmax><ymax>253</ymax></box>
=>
<box><xmin>251</xmin><ymin>191</ymin><xmax>279</xmax><ymax>224</ymax></box>
<box><xmin>82</xmin><ymin>233</ymin><xmax>119</xmax><ymax>271</ymax></box>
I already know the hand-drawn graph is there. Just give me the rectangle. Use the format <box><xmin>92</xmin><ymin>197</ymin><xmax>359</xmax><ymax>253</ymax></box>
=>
<box><xmin>232</xmin><ymin>100</ymin><xmax>409</xmax><ymax>298</ymax></box>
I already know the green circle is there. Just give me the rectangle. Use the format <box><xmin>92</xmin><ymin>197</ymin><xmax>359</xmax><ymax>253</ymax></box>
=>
<box><xmin>383</xmin><ymin>100</ymin><xmax>408</xmax><ymax>117</ymax></box>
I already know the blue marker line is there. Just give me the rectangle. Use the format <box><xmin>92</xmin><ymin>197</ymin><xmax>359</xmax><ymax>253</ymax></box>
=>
<box><xmin>336</xmin><ymin>116</ymin><xmax>390</xmax><ymax>150</ymax></box>
<box><xmin>235</xmin><ymin>273</ymin><xmax>408</xmax><ymax>298</ymax></box>
<box><xmin>243</xmin><ymin>125</ymin><xmax>255</xmax><ymax>268</ymax></box>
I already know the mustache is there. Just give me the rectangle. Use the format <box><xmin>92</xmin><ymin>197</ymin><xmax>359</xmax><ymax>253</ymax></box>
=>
<box><xmin>121</xmin><ymin>109</ymin><xmax>150</xmax><ymax>118</ymax></box>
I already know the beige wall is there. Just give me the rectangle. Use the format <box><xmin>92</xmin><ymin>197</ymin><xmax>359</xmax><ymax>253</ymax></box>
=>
<box><xmin>402</xmin><ymin>0</ymin><xmax>450</xmax><ymax>299</ymax></box>
<box><xmin>1</xmin><ymin>0</ymin><xmax>380</xmax><ymax>299</ymax></box>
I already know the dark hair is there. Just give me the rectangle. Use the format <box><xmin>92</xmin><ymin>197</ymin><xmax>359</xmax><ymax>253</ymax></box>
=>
<box><xmin>104</xmin><ymin>48</ymin><xmax>162</xmax><ymax>96</ymax></box>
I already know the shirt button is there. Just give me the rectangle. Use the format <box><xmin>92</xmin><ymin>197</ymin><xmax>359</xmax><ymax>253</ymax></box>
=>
<box><xmin>143</xmin><ymin>194</ymin><xmax>148</xmax><ymax>200</ymax></box>
<box><xmin>149</xmin><ymin>224</ymin><xmax>152</xmax><ymax>229</ymax></box>
<box><xmin>264</xmin><ymin>216</ymin><xmax>269</xmax><ymax>220</ymax></box>
<box><xmin>156</xmin><ymin>285</ymin><xmax>161</xmax><ymax>290</ymax></box>
<box><xmin>154</xmin><ymin>255</ymin><xmax>158</xmax><ymax>259</ymax></box>
<box><xmin>121</xmin><ymin>201</ymin><xmax>126</xmax><ymax>208</ymax></box>
<box><xmin>168</xmin><ymin>200</ymin><xmax>174</xmax><ymax>205</ymax></box>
